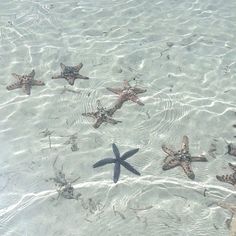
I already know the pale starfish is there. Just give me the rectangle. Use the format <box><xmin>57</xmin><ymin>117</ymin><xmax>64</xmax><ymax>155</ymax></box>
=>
<box><xmin>217</xmin><ymin>202</ymin><xmax>236</xmax><ymax>236</ymax></box>
<box><xmin>82</xmin><ymin>100</ymin><xmax>121</xmax><ymax>128</ymax></box>
<box><xmin>216</xmin><ymin>163</ymin><xmax>236</xmax><ymax>186</ymax></box>
<box><xmin>162</xmin><ymin>135</ymin><xmax>208</xmax><ymax>180</ymax></box>
<box><xmin>93</xmin><ymin>143</ymin><xmax>140</xmax><ymax>183</ymax></box>
<box><xmin>6</xmin><ymin>70</ymin><xmax>45</xmax><ymax>95</ymax></box>
<box><xmin>52</xmin><ymin>63</ymin><xmax>89</xmax><ymax>85</ymax></box>
<box><xmin>106</xmin><ymin>80</ymin><xmax>146</xmax><ymax>109</ymax></box>
<box><xmin>227</xmin><ymin>143</ymin><xmax>236</xmax><ymax>157</ymax></box>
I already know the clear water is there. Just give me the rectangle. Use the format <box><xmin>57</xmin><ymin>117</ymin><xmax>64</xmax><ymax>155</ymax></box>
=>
<box><xmin>0</xmin><ymin>0</ymin><xmax>236</xmax><ymax>235</ymax></box>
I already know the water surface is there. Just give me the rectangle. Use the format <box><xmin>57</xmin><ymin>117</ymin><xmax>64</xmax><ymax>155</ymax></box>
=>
<box><xmin>0</xmin><ymin>0</ymin><xmax>236</xmax><ymax>235</ymax></box>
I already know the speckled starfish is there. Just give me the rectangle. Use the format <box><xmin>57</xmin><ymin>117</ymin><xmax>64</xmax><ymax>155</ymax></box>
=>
<box><xmin>93</xmin><ymin>143</ymin><xmax>140</xmax><ymax>183</ymax></box>
<box><xmin>52</xmin><ymin>63</ymin><xmax>89</xmax><ymax>85</ymax></box>
<box><xmin>216</xmin><ymin>163</ymin><xmax>236</xmax><ymax>186</ymax></box>
<box><xmin>6</xmin><ymin>70</ymin><xmax>45</xmax><ymax>95</ymax></box>
<box><xmin>106</xmin><ymin>80</ymin><xmax>146</xmax><ymax>109</ymax></box>
<box><xmin>162</xmin><ymin>136</ymin><xmax>208</xmax><ymax>180</ymax></box>
<box><xmin>82</xmin><ymin>100</ymin><xmax>121</xmax><ymax>129</ymax></box>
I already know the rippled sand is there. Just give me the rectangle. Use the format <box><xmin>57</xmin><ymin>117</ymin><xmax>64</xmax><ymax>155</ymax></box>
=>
<box><xmin>0</xmin><ymin>0</ymin><xmax>236</xmax><ymax>235</ymax></box>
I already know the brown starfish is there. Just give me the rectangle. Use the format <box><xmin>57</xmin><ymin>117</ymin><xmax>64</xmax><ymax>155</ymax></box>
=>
<box><xmin>52</xmin><ymin>63</ymin><xmax>89</xmax><ymax>85</ymax></box>
<box><xmin>227</xmin><ymin>143</ymin><xmax>236</xmax><ymax>157</ymax></box>
<box><xmin>162</xmin><ymin>136</ymin><xmax>208</xmax><ymax>180</ymax></box>
<box><xmin>216</xmin><ymin>163</ymin><xmax>236</xmax><ymax>186</ymax></box>
<box><xmin>6</xmin><ymin>70</ymin><xmax>45</xmax><ymax>95</ymax></box>
<box><xmin>106</xmin><ymin>80</ymin><xmax>146</xmax><ymax>109</ymax></box>
<box><xmin>82</xmin><ymin>100</ymin><xmax>122</xmax><ymax>129</ymax></box>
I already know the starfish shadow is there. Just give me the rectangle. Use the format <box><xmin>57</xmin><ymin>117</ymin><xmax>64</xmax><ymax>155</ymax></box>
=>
<box><xmin>93</xmin><ymin>143</ymin><xmax>141</xmax><ymax>183</ymax></box>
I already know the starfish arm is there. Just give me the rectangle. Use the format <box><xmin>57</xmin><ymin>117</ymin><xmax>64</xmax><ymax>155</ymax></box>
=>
<box><xmin>216</xmin><ymin>174</ymin><xmax>236</xmax><ymax>186</ymax></box>
<box><xmin>227</xmin><ymin>144</ymin><xmax>232</xmax><ymax>154</ymax></box>
<box><xmin>181</xmin><ymin>135</ymin><xmax>189</xmax><ymax>153</ymax></box>
<box><xmin>120</xmin><ymin>160</ymin><xmax>141</xmax><ymax>176</ymax></box>
<box><xmin>6</xmin><ymin>82</ymin><xmax>21</xmax><ymax>90</ymax></box>
<box><xmin>123</xmin><ymin>80</ymin><xmax>131</xmax><ymax>88</ymax></box>
<box><xmin>112</xmin><ymin>143</ymin><xmax>120</xmax><ymax>159</ymax></box>
<box><xmin>67</xmin><ymin>77</ymin><xmax>76</xmax><ymax>85</ymax></box>
<box><xmin>113</xmin><ymin>161</ymin><xmax>121</xmax><ymax>183</ymax></box>
<box><xmin>180</xmin><ymin>161</ymin><xmax>195</xmax><ymax>180</ymax></box>
<box><xmin>78</xmin><ymin>74</ymin><xmax>89</xmax><ymax>80</ymax></box>
<box><xmin>32</xmin><ymin>80</ymin><xmax>45</xmax><ymax>86</ymax></box>
<box><xmin>76</xmin><ymin>63</ymin><xmax>83</xmax><ymax>71</ymax></box>
<box><xmin>52</xmin><ymin>75</ymin><xmax>63</xmax><ymax>79</ymax></box>
<box><xmin>106</xmin><ymin>100</ymin><xmax>124</xmax><ymax>116</ymax></box>
<box><xmin>93</xmin><ymin>118</ymin><xmax>103</xmax><ymax>129</ymax></box>
<box><xmin>113</xmin><ymin>99</ymin><xmax>125</xmax><ymax>110</ymax></box>
<box><xmin>229</xmin><ymin>163</ymin><xmax>236</xmax><ymax>171</ymax></box>
<box><xmin>22</xmin><ymin>84</ymin><xmax>31</xmax><ymax>95</ymax></box>
<box><xmin>60</xmin><ymin>63</ymin><xmax>66</xmax><ymax>71</ymax></box>
<box><xmin>82</xmin><ymin>112</ymin><xmax>96</xmax><ymax>118</ymax></box>
<box><xmin>191</xmin><ymin>156</ymin><xmax>208</xmax><ymax>162</ymax></box>
<box><xmin>129</xmin><ymin>95</ymin><xmax>144</xmax><ymax>106</ymax></box>
<box><xmin>11</xmin><ymin>73</ymin><xmax>21</xmax><ymax>80</ymax></box>
<box><xmin>106</xmin><ymin>87</ymin><xmax>123</xmax><ymax>95</ymax></box>
<box><xmin>228</xmin><ymin>144</ymin><xmax>236</xmax><ymax>156</ymax></box>
<box><xmin>28</xmin><ymin>69</ymin><xmax>35</xmax><ymax>78</ymax></box>
<box><xmin>106</xmin><ymin>107</ymin><xmax>117</xmax><ymax>116</ymax></box>
<box><xmin>121</xmin><ymin>148</ymin><xmax>139</xmax><ymax>160</ymax></box>
<box><xmin>133</xmin><ymin>87</ymin><xmax>147</xmax><ymax>94</ymax></box>
<box><xmin>162</xmin><ymin>158</ymin><xmax>180</xmax><ymax>170</ymax></box>
<box><xmin>218</xmin><ymin>202</ymin><xmax>236</xmax><ymax>213</ymax></box>
<box><xmin>93</xmin><ymin>158</ymin><xmax>115</xmax><ymax>168</ymax></box>
<box><xmin>105</xmin><ymin>117</ymin><xmax>122</xmax><ymax>125</ymax></box>
<box><xmin>161</xmin><ymin>145</ymin><xmax>176</xmax><ymax>157</ymax></box>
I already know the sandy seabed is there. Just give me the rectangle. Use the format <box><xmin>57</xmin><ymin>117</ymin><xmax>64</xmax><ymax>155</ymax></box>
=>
<box><xmin>0</xmin><ymin>0</ymin><xmax>236</xmax><ymax>235</ymax></box>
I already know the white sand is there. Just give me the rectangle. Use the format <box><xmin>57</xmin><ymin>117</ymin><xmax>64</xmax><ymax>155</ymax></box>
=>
<box><xmin>0</xmin><ymin>0</ymin><xmax>236</xmax><ymax>235</ymax></box>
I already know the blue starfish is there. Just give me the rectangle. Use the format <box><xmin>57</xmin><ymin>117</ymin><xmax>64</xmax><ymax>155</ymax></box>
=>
<box><xmin>93</xmin><ymin>143</ymin><xmax>140</xmax><ymax>183</ymax></box>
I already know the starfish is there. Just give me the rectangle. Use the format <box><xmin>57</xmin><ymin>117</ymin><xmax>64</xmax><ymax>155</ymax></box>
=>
<box><xmin>6</xmin><ymin>70</ymin><xmax>45</xmax><ymax>95</ymax></box>
<box><xmin>217</xmin><ymin>202</ymin><xmax>236</xmax><ymax>235</ymax></box>
<box><xmin>226</xmin><ymin>142</ymin><xmax>236</xmax><ymax>157</ymax></box>
<box><xmin>228</xmin><ymin>144</ymin><xmax>236</xmax><ymax>157</ymax></box>
<box><xmin>216</xmin><ymin>163</ymin><xmax>236</xmax><ymax>186</ymax></box>
<box><xmin>52</xmin><ymin>63</ymin><xmax>89</xmax><ymax>85</ymax></box>
<box><xmin>82</xmin><ymin>100</ymin><xmax>121</xmax><ymax>128</ymax></box>
<box><xmin>93</xmin><ymin>143</ymin><xmax>141</xmax><ymax>183</ymax></box>
<box><xmin>106</xmin><ymin>80</ymin><xmax>146</xmax><ymax>109</ymax></box>
<box><xmin>162</xmin><ymin>135</ymin><xmax>208</xmax><ymax>180</ymax></box>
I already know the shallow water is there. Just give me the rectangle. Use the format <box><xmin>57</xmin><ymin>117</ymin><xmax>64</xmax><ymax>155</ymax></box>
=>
<box><xmin>0</xmin><ymin>0</ymin><xmax>236</xmax><ymax>235</ymax></box>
